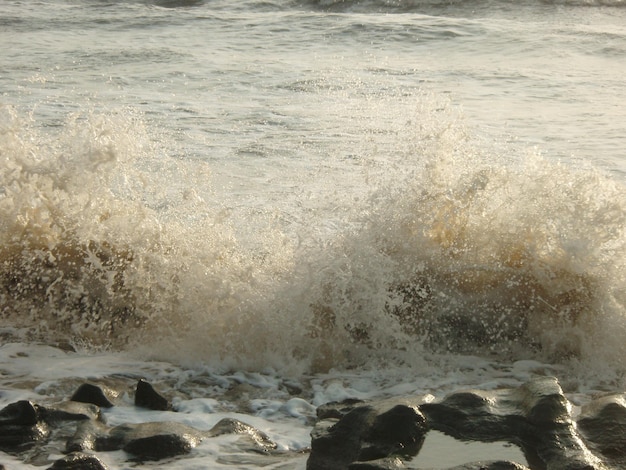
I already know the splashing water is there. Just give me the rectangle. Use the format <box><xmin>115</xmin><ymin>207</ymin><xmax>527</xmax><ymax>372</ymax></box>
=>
<box><xmin>1</xmin><ymin>98</ymin><xmax>625</xmax><ymax>379</ymax></box>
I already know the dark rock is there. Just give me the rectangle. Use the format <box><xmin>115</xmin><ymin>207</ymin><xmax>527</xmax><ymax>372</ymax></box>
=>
<box><xmin>316</xmin><ymin>398</ymin><xmax>365</xmax><ymax>420</ymax></box>
<box><xmin>97</xmin><ymin>421</ymin><xmax>203</xmax><ymax>460</ymax></box>
<box><xmin>67</xmin><ymin>419</ymin><xmax>205</xmax><ymax>460</ymax></box>
<box><xmin>419</xmin><ymin>377</ymin><xmax>605</xmax><ymax>470</ymax></box>
<box><xmin>516</xmin><ymin>378</ymin><xmax>571</xmax><ymax>425</ymax></box>
<box><xmin>0</xmin><ymin>400</ymin><xmax>49</xmax><ymax>450</ymax></box>
<box><xmin>308</xmin><ymin>378</ymin><xmax>614</xmax><ymax>470</ymax></box>
<box><xmin>420</xmin><ymin>390</ymin><xmax>517</xmax><ymax>442</ymax></box>
<box><xmin>135</xmin><ymin>379</ymin><xmax>170</xmax><ymax>411</ymax></box>
<box><xmin>308</xmin><ymin>408</ymin><xmax>375</xmax><ymax>470</ymax></box>
<box><xmin>577</xmin><ymin>393</ymin><xmax>626</xmax><ymax>465</ymax></box>
<box><xmin>0</xmin><ymin>400</ymin><xmax>39</xmax><ymax>426</ymax></box>
<box><xmin>207</xmin><ymin>417</ymin><xmax>278</xmax><ymax>452</ymax></box>
<box><xmin>47</xmin><ymin>451</ymin><xmax>108</xmax><ymax>470</ymax></box>
<box><xmin>307</xmin><ymin>400</ymin><xmax>427</xmax><ymax>470</ymax></box>
<box><xmin>70</xmin><ymin>383</ymin><xmax>116</xmax><ymax>408</ymax></box>
<box><xmin>0</xmin><ymin>422</ymin><xmax>49</xmax><ymax>450</ymax></box>
<box><xmin>360</xmin><ymin>404</ymin><xmax>427</xmax><ymax>460</ymax></box>
<box><xmin>123</xmin><ymin>433</ymin><xmax>198</xmax><ymax>461</ymax></box>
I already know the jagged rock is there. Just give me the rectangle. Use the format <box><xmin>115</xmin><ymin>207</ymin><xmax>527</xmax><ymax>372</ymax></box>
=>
<box><xmin>207</xmin><ymin>417</ymin><xmax>278</xmax><ymax>452</ymax></box>
<box><xmin>47</xmin><ymin>451</ymin><xmax>108</xmax><ymax>470</ymax></box>
<box><xmin>307</xmin><ymin>400</ymin><xmax>428</xmax><ymax>470</ymax></box>
<box><xmin>135</xmin><ymin>379</ymin><xmax>170</xmax><ymax>411</ymax></box>
<box><xmin>0</xmin><ymin>400</ymin><xmax>49</xmax><ymax>450</ymax></box>
<box><xmin>577</xmin><ymin>393</ymin><xmax>626</xmax><ymax>466</ymax></box>
<box><xmin>70</xmin><ymin>383</ymin><xmax>117</xmax><ymax>408</ymax></box>
<box><xmin>97</xmin><ymin>421</ymin><xmax>203</xmax><ymax>460</ymax></box>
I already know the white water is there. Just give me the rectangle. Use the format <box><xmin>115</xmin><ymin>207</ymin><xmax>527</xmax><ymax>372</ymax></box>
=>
<box><xmin>1</xmin><ymin>0</ymin><xmax>626</xmax><ymax>467</ymax></box>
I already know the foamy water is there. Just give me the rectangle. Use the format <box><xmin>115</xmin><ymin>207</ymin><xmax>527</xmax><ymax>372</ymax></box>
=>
<box><xmin>1</xmin><ymin>0</ymin><xmax>626</xmax><ymax>467</ymax></box>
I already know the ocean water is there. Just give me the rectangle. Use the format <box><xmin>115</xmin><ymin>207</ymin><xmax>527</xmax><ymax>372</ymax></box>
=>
<box><xmin>1</xmin><ymin>0</ymin><xmax>626</xmax><ymax>467</ymax></box>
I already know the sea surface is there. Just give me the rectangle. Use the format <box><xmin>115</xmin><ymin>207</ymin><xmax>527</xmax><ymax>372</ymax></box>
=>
<box><xmin>1</xmin><ymin>0</ymin><xmax>626</xmax><ymax>468</ymax></box>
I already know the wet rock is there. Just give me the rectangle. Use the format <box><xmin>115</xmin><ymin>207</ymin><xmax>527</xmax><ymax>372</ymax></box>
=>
<box><xmin>97</xmin><ymin>421</ymin><xmax>203</xmax><ymax>460</ymax></box>
<box><xmin>308</xmin><ymin>377</ymin><xmax>615</xmax><ymax>470</ymax></box>
<box><xmin>0</xmin><ymin>400</ymin><xmax>39</xmax><ymax>426</ymax></box>
<box><xmin>316</xmin><ymin>398</ymin><xmax>365</xmax><ymax>420</ymax></box>
<box><xmin>67</xmin><ymin>419</ymin><xmax>204</xmax><ymax>460</ymax></box>
<box><xmin>3</xmin><ymin>375</ymin><xmax>626</xmax><ymax>470</ymax></box>
<box><xmin>0</xmin><ymin>400</ymin><xmax>49</xmax><ymax>450</ymax></box>
<box><xmin>135</xmin><ymin>379</ymin><xmax>170</xmax><ymax>411</ymax></box>
<box><xmin>360</xmin><ymin>404</ymin><xmax>428</xmax><ymax>460</ymax></box>
<box><xmin>47</xmin><ymin>451</ymin><xmax>108</xmax><ymax>470</ymax></box>
<box><xmin>66</xmin><ymin>420</ymin><xmax>109</xmax><ymax>453</ymax></box>
<box><xmin>41</xmin><ymin>401</ymin><xmax>102</xmax><ymax>423</ymax></box>
<box><xmin>207</xmin><ymin>417</ymin><xmax>278</xmax><ymax>452</ymax></box>
<box><xmin>307</xmin><ymin>400</ymin><xmax>427</xmax><ymax>470</ymax></box>
<box><xmin>420</xmin><ymin>377</ymin><xmax>604</xmax><ymax>470</ymax></box>
<box><xmin>577</xmin><ymin>393</ymin><xmax>626</xmax><ymax>466</ymax></box>
<box><xmin>123</xmin><ymin>432</ymin><xmax>199</xmax><ymax>461</ymax></box>
<box><xmin>70</xmin><ymin>383</ymin><xmax>117</xmax><ymax>408</ymax></box>
<box><xmin>0</xmin><ymin>421</ymin><xmax>49</xmax><ymax>450</ymax></box>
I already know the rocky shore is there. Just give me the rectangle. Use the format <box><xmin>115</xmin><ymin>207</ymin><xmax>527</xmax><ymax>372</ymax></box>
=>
<box><xmin>0</xmin><ymin>376</ymin><xmax>624</xmax><ymax>469</ymax></box>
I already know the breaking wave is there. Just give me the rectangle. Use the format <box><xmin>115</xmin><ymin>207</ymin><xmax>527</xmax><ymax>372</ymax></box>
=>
<box><xmin>1</xmin><ymin>99</ymin><xmax>625</xmax><ymax>376</ymax></box>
